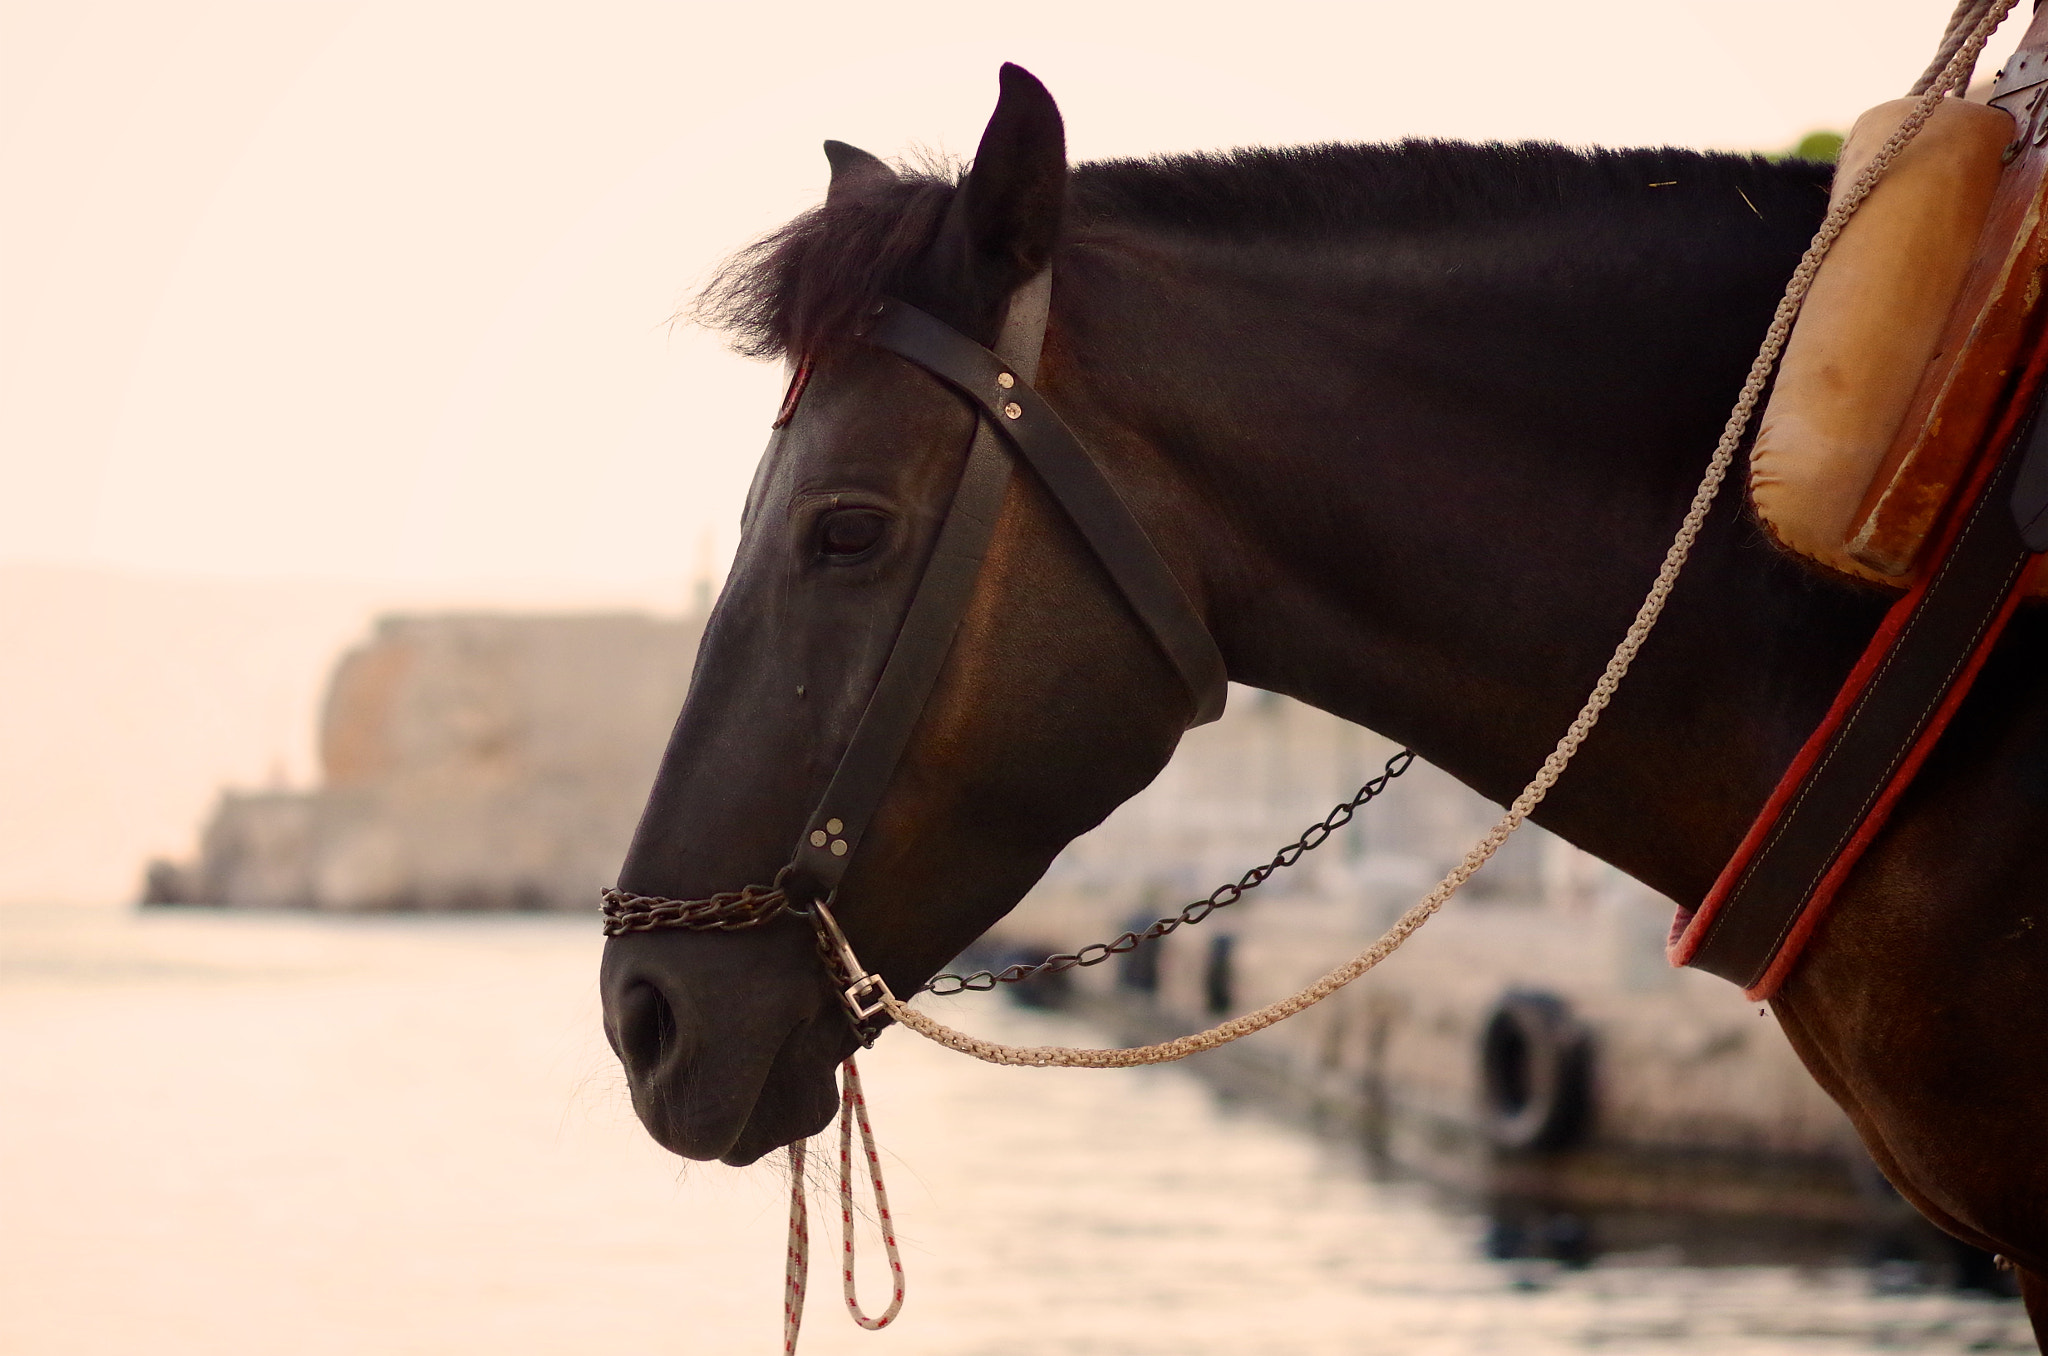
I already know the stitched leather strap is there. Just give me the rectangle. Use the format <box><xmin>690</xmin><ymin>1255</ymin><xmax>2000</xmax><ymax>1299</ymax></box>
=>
<box><xmin>784</xmin><ymin>276</ymin><xmax>1228</xmax><ymax>910</ymax></box>
<box><xmin>865</xmin><ymin>301</ymin><xmax>1228</xmax><ymax>727</ymax></box>
<box><xmin>1683</xmin><ymin>385</ymin><xmax>2045</xmax><ymax>993</ymax></box>
<box><xmin>785</xmin><ymin>417</ymin><xmax>1013</xmax><ymax>904</ymax></box>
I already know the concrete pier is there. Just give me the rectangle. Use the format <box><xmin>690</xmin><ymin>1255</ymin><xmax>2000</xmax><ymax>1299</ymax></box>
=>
<box><xmin>979</xmin><ymin>687</ymin><xmax>1917</xmax><ymax>1240</ymax></box>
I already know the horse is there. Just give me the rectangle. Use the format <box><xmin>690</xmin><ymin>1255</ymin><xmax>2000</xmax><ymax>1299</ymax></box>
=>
<box><xmin>599</xmin><ymin>64</ymin><xmax>2048</xmax><ymax>1339</ymax></box>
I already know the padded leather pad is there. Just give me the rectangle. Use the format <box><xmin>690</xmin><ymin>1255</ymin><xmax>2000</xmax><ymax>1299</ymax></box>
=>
<box><xmin>1750</xmin><ymin>98</ymin><xmax>2013</xmax><ymax>586</ymax></box>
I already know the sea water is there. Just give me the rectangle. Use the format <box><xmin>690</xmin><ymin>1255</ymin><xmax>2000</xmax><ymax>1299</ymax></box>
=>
<box><xmin>0</xmin><ymin>903</ymin><xmax>2028</xmax><ymax>1355</ymax></box>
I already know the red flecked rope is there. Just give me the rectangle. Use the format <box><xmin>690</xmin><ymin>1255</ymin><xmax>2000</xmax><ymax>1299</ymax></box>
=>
<box><xmin>781</xmin><ymin>1057</ymin><xmax>903</xmax><ymax>1355</ymax></box>
<box><xmin>783</xmin><ymin>1139</ymin><xmax>810</xmax><ymax>1355</ymax></box>
<box><xmin>837</xmin><ymin>1058</ymin><xmax>906</xmax><ymax>1329</ymax></box>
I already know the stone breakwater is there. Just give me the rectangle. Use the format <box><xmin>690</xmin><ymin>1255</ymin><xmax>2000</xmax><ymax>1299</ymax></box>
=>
<box><xmin>146</xmin><ymin>612</ymin><xmax>700</xmax><ymax>912</ymax></box>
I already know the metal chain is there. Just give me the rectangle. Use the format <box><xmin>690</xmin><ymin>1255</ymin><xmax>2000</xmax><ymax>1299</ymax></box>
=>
<box><xmin>598</xmin><ymin>749</ymin><xmax>1417</xmax><ymax>998</ymax></box>
<box><xmin>923</xmin><ymin>749</ymin><xmax>1416</xmax><ymax>996</ymax></box>
<box><xmin>599</xmin><ymin>880</ymin><xmax>792</xmax><ymax>935</ymax></box>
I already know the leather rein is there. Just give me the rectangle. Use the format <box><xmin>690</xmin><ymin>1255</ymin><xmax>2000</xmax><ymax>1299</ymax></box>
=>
<box><xmin>602</xmin><ymin>272</ymin><xmax>1230</xmax><ymax>1032</ymax></box>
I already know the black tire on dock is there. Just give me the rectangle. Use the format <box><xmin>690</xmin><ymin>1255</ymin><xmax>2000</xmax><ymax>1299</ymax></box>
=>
<box><xmin>1479</xmin><ymin>991</ymin><xmax>1592</xmax><ymax>1151</ymax></box>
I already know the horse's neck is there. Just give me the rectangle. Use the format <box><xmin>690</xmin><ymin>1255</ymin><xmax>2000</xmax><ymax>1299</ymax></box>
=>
<box><xmin>1059</xmin><ymin>193</ymin><xmax>1886</xmax><ymax>904</ymax></box>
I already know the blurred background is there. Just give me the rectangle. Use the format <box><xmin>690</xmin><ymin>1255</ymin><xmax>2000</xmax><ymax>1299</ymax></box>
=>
<box><xmin>2</xmin><ymin>1</ymin><xmax>2037</xmax><ymax>1352</ymax></box>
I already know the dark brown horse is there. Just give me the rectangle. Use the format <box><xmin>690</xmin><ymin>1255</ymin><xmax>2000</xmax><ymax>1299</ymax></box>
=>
<box><xmin>601</xmin><ymin>65</ymin><xmax>2048</xmax><ymax>1340</ymax></box>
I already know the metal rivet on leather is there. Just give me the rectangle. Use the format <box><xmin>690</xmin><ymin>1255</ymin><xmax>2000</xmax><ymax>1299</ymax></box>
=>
<box><xmin>830</xmin><ymin>839</ymin><xmax>849</xmax><ymax>857</ymax></box>
<box><xmin>1003</xmin><ymin>402</ymin><xmax>1022</xmax><ymax>420</ymax></box>
<box><xmin>826</xmin><ymin>818</ymin><xmax>843</xmax><ymax>834</ymax></box>
<box><xmin>996</xmin><ymin>372</ymin><xmax>1015</xmax><ymax>389</ymax></box>
<box><xmin>810</xmin><ymin>830</ymin><xmax>828</xmax><ymax>848</ymax></box>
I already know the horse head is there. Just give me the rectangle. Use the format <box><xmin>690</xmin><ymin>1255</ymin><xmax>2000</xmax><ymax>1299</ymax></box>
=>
<box><xmin>600</xmin><ymin>66</ymin><xmax>1210</xmax><ymax>1165</ymax></box>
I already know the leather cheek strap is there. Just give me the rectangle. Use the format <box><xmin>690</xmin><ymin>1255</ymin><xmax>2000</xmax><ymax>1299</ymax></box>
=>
<box><xmin>785</xmin><ymin>416</ymin><xmax>1013</xmax><ymax>906</ymax></box>
<box><xmin>864</xmin><ymin>300</ymin><xmax>1228</xmax><ymax>727</ymax></box>
<box><xmin>781</xmin><ymin>287</ymin><xmax>1227</xmax><ymax>911</ymax></box>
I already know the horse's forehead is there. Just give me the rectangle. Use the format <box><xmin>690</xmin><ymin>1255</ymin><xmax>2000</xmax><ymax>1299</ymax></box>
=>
<box><xmin>742</xmin><ymin>348</ymin><xmax>974</xmax><ymax>519</ymax></box>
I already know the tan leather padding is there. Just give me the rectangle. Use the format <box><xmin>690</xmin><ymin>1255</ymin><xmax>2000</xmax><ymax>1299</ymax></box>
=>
<box><xmin>1750</xmin><ymin>97</ymin><xmax>2014</xmax><ymax>587</ymax></box>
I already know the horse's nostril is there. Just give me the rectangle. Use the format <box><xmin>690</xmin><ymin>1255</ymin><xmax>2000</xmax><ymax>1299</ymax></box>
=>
<box><xmin>618</xmin><ymin>980</ymin><xmax>679</xmax><ymax>1076</ymax></box>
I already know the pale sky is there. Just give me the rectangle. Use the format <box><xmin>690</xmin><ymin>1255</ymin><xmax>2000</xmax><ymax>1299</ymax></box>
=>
<box><xmin>0</xmin><ymin>0</ymin><xmax>2027</xmax><ymax>901</ymax></box>
<box><xmin>5</xmin><ymin>0</ymin><xmax>2026</xmax><ymax>598</ymax></box>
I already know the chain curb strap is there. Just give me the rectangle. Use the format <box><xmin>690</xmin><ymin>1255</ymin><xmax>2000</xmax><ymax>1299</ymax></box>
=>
<box><xmin>598</xmin><ymin>882</ymin><xmax>790</xmax><ymax>936</ymax></box>
<box><xmin>926</xmin><ymin>748</ymin><xmax>1416</xmax><ymax>994</ymax></box>
<box><xmin>810</xmin><ymin>759</ymin><xmax>1425</xmax><ymax>1034</ymax></box>
<box><xmin>601</xmin><ymin>753</ymin><xmax>1419</xmax><ymax>1011</ymax></box>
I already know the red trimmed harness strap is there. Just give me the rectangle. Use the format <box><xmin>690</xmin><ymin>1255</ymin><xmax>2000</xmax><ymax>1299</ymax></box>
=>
<box><xmin>1672</xmin><ymin>361</ymin><xmax>2048</xmax><ymax>998</ymax></box>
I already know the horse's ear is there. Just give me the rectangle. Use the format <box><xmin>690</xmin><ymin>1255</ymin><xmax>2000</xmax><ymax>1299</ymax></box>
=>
<box><xmin>823</xmin><ymin>140</ymin><xmax>897</xmax><ymax>206</ymax></box>
<box><xmin>919</xmin><ymin>64</ymin><xmax>1066</xmax><ymax>339</ymax></box>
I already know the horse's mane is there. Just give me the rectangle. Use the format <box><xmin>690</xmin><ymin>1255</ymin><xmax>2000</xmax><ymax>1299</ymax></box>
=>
<box><xmin>699</xmin><ymin>140</ymin><xmax>1829</xmax><ymax>359</ymax></box>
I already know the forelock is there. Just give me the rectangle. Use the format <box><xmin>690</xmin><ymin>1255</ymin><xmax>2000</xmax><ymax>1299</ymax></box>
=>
<box><xmin>694</xmin><ymin>163</ymin><xmax>958</xmax><ymax>359</ymax></box>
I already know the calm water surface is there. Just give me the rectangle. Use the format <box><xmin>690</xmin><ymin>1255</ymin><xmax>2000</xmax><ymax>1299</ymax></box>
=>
<box><xmin>0</xmin><ymin>904</ymin><xmax>2028</xmax><ymax>1355</ymax></box>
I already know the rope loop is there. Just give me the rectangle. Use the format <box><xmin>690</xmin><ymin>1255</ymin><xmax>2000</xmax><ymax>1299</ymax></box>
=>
<box><xmin>781</xmin><ymin>1057</ymin><xmax>904</xmax><ymax>1354</ymax></box>
<box><xmin>837</xmin><ymin>1059</ymin><xmax>906</xmax><ymax>1329</ymax></box>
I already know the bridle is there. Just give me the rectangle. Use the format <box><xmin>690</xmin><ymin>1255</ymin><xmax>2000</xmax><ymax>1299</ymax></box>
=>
<box><xmin>602</xmin><ymin>270</ymin><xmax>1231</xmax><ymax>1029</ymax></box>
<box><xmin>606</xmin><ymin>10</ymin><xmax>2028</xmax><ymax>1341</ymax></box>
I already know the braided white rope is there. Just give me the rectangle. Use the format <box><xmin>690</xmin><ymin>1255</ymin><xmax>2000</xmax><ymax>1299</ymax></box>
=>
<box><xmin>836</xmin><ymin>1059</ymin><xmax>905</xmax><ymax>1330</ymax></box>
<box><xmin>782</xmin><ymin>1140</ymin><xmax>810</xmax><ymax>1356</ymax></box>
<box><xmin>781</xmin><ymin>1057</ymin><xmax>904</xmax><ymax>1354</ymax></box>
<box><xmin>879</xmin><ymin>0</ymin><xmax>2018</xmax><ymax>1069</ymax></box>
<box><xmin>1915</xmin><ymin>0</ymin><xmax>2002</xmax><ymax>94</ymax></box>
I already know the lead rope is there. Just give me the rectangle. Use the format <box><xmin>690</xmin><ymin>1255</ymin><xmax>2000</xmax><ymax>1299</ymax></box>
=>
<box><xmin>836</xmin><ymin>1059</ymin><xmax>906</xmax><ymax>1329</ymax></box>
<box><xmin>782</xmin><ymin>1139</ymin><xmax>809</xmax><ymax>1356</ymax></box>
<box><xmin>866</xmin><ymin>0</ymin><xmax>2018</xmax><ymax>1070</ymax></box>
<box><xmin>782</xmin><ymin>1056</ymin><xmax>903</xmax><ymax>1354</ymax></box>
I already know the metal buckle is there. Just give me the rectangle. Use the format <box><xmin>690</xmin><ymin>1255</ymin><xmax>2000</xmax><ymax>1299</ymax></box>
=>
<box><xmin>811</xmin><ymin>899</ymin><xmax>896</xmax><ymax>1024</ymax></box>
<box><xmin>842</xmin><ymin>972</ymin><xmax>896</xmax><ymax>1024</ymax></box>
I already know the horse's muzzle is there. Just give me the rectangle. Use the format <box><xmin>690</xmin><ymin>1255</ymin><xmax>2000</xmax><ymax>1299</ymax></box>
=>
<box><xmin>600</xmin><ymin>923</ymin><xmax>848</xmax><ymax>1164</ymax></box>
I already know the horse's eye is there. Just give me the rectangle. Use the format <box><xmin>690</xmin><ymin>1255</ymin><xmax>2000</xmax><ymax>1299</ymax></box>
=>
<box><xmin>818</xmin><ymin>508</ymin><xmax>887</xmax><ymax>559</ymax></box>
